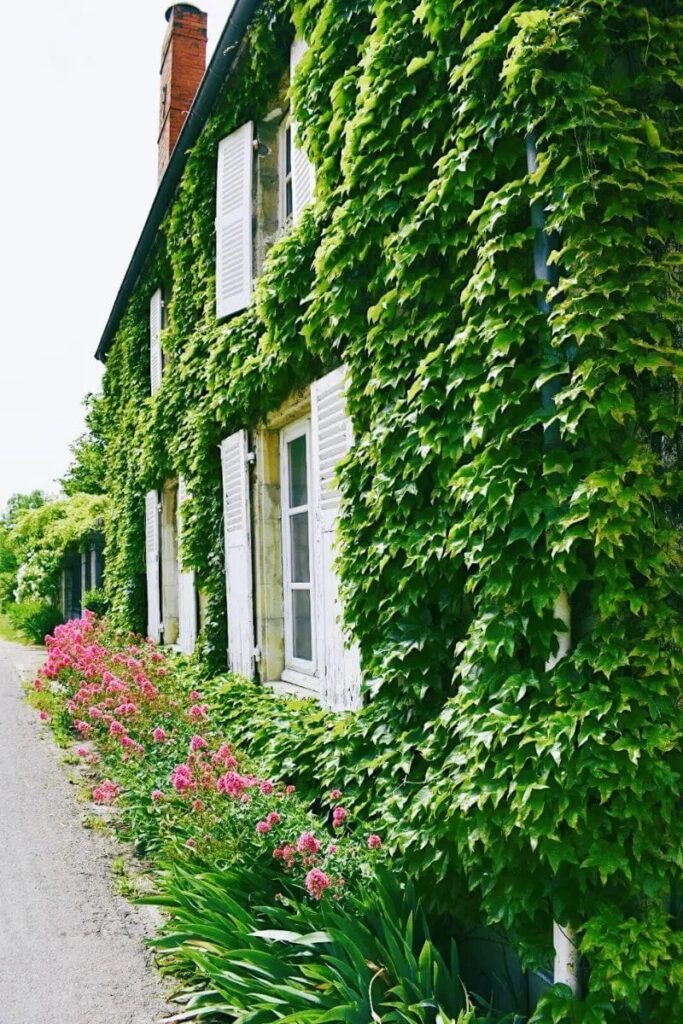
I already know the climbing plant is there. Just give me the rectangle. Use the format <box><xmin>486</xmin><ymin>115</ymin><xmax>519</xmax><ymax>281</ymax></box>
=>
<box><xmin>96</xmin><ymin>1</ymin><xmax>682</xmax><ymax>1020</ymax></box>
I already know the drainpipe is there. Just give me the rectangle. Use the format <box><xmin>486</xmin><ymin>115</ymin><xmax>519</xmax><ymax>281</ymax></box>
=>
<box><xmin>526</xmin><ymin>130</ymin><xmax>580</xmax><ymax>997</ymax></box>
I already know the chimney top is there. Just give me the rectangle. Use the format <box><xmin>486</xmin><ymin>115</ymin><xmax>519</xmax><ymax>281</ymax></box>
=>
<box><xmin>165</xmin><ymin>4</ymin><xmax>204</xmax><ymax>22</ymax></box>
<box><xmin>158</xmin><ymin>4</ymin><xmax>208</xmax><ymax>181</ymax></box>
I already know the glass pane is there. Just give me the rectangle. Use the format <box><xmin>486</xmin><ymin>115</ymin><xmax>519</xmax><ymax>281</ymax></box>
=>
<box><xmin>290</xmin><ymin>512</ymin><xmax>310</xmax><ymax>582</ymax></box>
<box><xmin>287</xmin><ymin>434</ymin><xmax>308</xmax><ymax>507</ymax></box>
<box><xmin>292</xmin><ymin>589</ymin><xmax>312</xmax><ymax>661</ymax></box>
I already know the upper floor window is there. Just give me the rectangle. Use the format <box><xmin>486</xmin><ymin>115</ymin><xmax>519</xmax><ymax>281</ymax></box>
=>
<box><xmin>279</xmin><ymin>116</ymin><xmax>294</xmax><ymax>230</ymax></box>
<box><xmin>150</xmin><ymin>288</ymin><xmax>164</xmax><ymax>395</ymax></box>
<box><xmin>215</xmin><ymin>121</ymin><xmax>254</xmax><ymax>319</ymax></box>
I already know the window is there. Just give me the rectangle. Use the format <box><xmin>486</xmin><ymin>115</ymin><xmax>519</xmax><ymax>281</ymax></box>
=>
<box><xmin>220</xmin><ymin>369</ymin><xmax>361</xmax><ymax>709</ymax></box>
<box><xmin>279</xmin><ymin>116</ymin><xmax>294</xmax><ymax>229</ymax></box>
<box><xmin>150</xmin><ymin>288</ymin><xmax>163</xmax><ymax>394</ymax></box>
<box><xmin>281</xmin><ymin>419</ymin><xmax>315</xmax><ymax>672</ymax></box>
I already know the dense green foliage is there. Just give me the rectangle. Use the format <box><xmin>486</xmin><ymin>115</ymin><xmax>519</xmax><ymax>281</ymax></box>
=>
<box><xmin>0</xmin><ymin>490</ymin><xmax>107</xmax><ymax>641</ymax></box>
<box><xmin>96</xmin><ymin>1</ymin><xmax>682</xmax><ymax>1020</ymax></box>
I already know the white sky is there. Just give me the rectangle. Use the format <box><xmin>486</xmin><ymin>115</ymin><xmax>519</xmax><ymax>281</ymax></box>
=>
<box><xmin>0</xmin><ymin>0</ymin><xmax>234</xmax><ymax>510</ymax></box>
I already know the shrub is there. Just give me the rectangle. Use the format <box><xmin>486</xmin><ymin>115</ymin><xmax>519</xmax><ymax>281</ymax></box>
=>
<box><xmin>7</xmin><ymin>600</ymin><xmax>62</xmax><ymax>644</ymax></box>
<box><xmin>82</xmin><ymin>587</ymin><xmax>109</xmax><ymax>617</ymax></box>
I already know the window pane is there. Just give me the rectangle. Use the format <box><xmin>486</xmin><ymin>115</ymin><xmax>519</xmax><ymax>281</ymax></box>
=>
<box><xmin>290</xmin><ymin>512</ymin><xmax>310</xmax><ymax>582</ymax></box>
<box><xmin>288</xmin><ymin>434</ymin><xmax>308</xmax><ymax>507</ymax></box>
<box><xmin>292</xmin><ymin>589</ymin><xmax>312</xmax><ymax>661</ymax></box>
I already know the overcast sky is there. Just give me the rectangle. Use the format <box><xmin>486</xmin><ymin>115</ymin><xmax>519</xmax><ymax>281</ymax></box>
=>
<box><xmin>0</xmin><ymin>0</ymin><xmax>233</xmax><ymax>510</ymax></box>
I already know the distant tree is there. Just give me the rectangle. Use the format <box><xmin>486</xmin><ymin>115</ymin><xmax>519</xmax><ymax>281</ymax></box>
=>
<box><xmin>61</xmin><ymin>393</ymin><xmax>106</xmax><ymax>496</ymax></box>
<box><xmin>1</xmin><ymin>490</ymin><xmax>48</xmax><ymax>527</ymax></box>
<box><xmin>0</xmin><ymin>490</ymin><xmax>49</xmax><ymax>606</ymax></box>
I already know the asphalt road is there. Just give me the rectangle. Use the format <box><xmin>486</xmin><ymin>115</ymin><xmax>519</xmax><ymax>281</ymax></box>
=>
<box><xmin>0</xmin><ymin>639</ymin><xmax>170</xmax><ymax>1024</ymax></box>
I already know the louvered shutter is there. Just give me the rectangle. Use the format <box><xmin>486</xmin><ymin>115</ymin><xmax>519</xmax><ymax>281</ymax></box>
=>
<box><xmin>150</xmin><ymin>289</ymin><xmax>163</xmax><ymax>394</ymax></box>
<box><xmin>145</xmin><ymin>490</ymin><xmax>161</xmax><ymax>643</ymax></box>
<box><xmin>220</xmin><ymin>430</ymin><xmax>255</xmax><ymax>676</ymax></box>
<box><xmin>216</xmin><ymin>122</ymin><xmax>254</xmax><ymax>319</ymax></box>
<box><xmin>310</xmin><ymin>367</ymin><xmax>361</xmax><ymax>710</ymax></box>
<box><xmin>177</xmin><ymin>477</ymin><xmax>198</xmax><ymax>655</ymax></box>
<box><xmin>290</xmin><ymin>40</ymin><xmax>315</xmax><ymax>221</ymax></box>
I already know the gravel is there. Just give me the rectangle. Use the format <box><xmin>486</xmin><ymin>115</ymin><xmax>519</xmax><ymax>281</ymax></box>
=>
<box><xmin>0</xmin><ymin>639</ymin><xmax>172</xmax><ymax>1024</ymax></box>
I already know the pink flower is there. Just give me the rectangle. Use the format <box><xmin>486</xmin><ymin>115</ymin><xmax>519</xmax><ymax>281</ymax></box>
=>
<box><xmin>256</xmin><ymin>820</ymin><xmax>272</xmax><ymax>834</ymax></box>
<box><xmin>296</xmin><ymin>832</ymin><xmax>321</xmax><ymax>855</ymax></box>
<box><xmin>191</xmin><ymin>798</ymin><xmax>204</xmax><ymax>812</ymax></box>
<box><xmin>170</xmin><ymin>764</ymin><xmax>194</xmax><ymax>793</ymax></box>
<box><xmin>189</xmin><ymin>690</ymin><xmax>202</xmax><ymax>700</ymax></box>
<box><xmin>285</xmin><ymin>785</ymin><xmax>296</xmax><ymax>796</ymax></box>
<box><xmin>33</xmin><ymin>679</ymin><xmax>43</xmax><ymax>691</ymax></box>
<box><xmin>330</xmin><ymin>789</ymin><xmax>342</xmax><ymax>800</ymax></box>
<box><xmin>185</xmin><ymin>838</ymin><xmax>197</xmax><ymax>849</ymax></box>
<box><xmin>151</xmin><ymin>789</ymin><xmax>164</xmax><ymax>802</ymax></box>
<box><xmin>109</xmin><ymin>719</ymin><xmax>125</xmax><ymax>737</ymax></box>
<box><xmin>76</xmin><ymin>747</ymin><xmax>89</xmax><ymax>757</ymax></box>
<box><xmin>328</xmin><ymin>843</ymin><xmax>338</xmax><ymax>854</ymax></box>
<box><xmin>38</xmin><ymin>710</ymin><xmax>50</xmax><ymax>722</ymax></box>
<box><xmin>115</xmin><ymin>701</ymin><xmax>138</xmax><ymax>716</ymax></box>
<box><xmin>332</xmin><ymin>806</ymin><xmax>348</xmax><ymax>829</ymax></box>
<box><xmin>93</xmin><ymin>780</ymin><xmax>120</xmax><ymax>804</ymax></box>
<box><xmin>367</xmin><ymin>834</ymin><xmax>382</xmax><ymax>849</ymax></box>
<box><xmin>260</xmin><ymin>780</ymin><xmax>274</xmax><ymax>795</ymax></box>
<box><xmin>266</xmin><ymin>811</ymin><xmax>281</xmax><ymax>826</ymax></box>
<box><xmin>188</xmin><ymin>703</ymin><xmax>208</xmax><ymax>721</ymax></box>
<box><xmin>216</xmin><ymin>771</ymin><xmax>247</xmax><ymax>798</ymax></box>
<box><xmin>305</xmin><ymin>868</ymin><xmax>331</xmax><ymax>901</ymax></box>
<box><xmin>152</xmin><ymin>727</ymin><xmax>167</xmax><ymax>742</ymax></box>
<box><xmin>189</xmin><ymin>734</ymin><xmax>208</xmax><ymax>753</ymax></box>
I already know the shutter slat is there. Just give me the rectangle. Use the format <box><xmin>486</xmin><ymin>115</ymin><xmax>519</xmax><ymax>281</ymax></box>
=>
<box><xmin>216</xmin><ymin>122</ymin><xmax>254</xmax><ymax>319</ymax></box>
<box><xmin>150</xmin><ymin>289</ymin><xmax>163</xmax><ymax>394</ymax></box>
<box><xmin>177</xmin><ymin>478</ymin><xmax>197</xmax><ymax>655</ymax></box>
<box><xmin>290</xmin><ymin>41</ymin><xmax>315</xmax><ymax>222</ymax></box>
<box><xmin>221</xmin><ymin>430</ymin><xmax>255</xmax><ymax>677</ymax></box>
<box><xmin>145</xmin><ymin>490</ymin><xmax>161</xmax><ymax>642</ymax></box>
<box><xmin>310</xmin><ymin>367</ymin><xmax>361</xmax><ymax>710</ymax></box>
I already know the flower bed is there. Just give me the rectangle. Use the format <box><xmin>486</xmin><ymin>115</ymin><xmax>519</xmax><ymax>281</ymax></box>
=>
<box><xmin>29</xmin><ymin>613</ymin><xmax>500</xmax><ymax>1024</ymax></box>
<box><xmin>33</xmin><ymin>613</ymin><xmax>383</xmax><ymax>901</ymax></box>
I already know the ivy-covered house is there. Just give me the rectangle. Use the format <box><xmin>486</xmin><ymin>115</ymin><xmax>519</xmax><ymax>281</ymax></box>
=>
<box><xmin>94</xmin><ymin>1</ymin><xmax>682</xmax><ymax>1018</ymax></box>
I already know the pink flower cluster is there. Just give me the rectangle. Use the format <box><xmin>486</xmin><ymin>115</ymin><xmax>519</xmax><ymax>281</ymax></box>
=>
<box><xmin>93</xmin><ymin>780</ymin><xmax>120</xmax><ymax>804</ymax></box>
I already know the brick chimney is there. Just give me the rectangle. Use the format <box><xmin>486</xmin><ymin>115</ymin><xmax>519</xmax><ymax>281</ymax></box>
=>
<box><xmin>158</xmin><ymin>4</ymin><xmax>208</xmax><ymax>180</ymax></box>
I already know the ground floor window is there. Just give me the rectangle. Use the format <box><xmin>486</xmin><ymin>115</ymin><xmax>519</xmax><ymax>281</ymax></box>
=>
<box><xmin>281</xmin><ymin>419</ymin><xmax>314</xmax><ymax>672</ymax></box>
<box><xmin>220</xmin><ymin>367</ymin><xmax>362</xmax><ymax>711</ymax></box>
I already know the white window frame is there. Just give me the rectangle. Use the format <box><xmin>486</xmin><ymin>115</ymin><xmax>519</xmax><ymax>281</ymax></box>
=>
<box><xmin>278</xmin><ymin>114</ymin><xmax>294</xmax><ymax>232</ymax></box>
<box><xmin>280</xmin><ymin>417</ymin><xmax>316</xmax><ymax>678</ymax></box>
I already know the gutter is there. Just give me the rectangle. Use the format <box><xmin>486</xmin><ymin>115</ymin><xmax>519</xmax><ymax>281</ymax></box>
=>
<box><xmin>95</xmin><ymin>0</ymin><xmax>263</xmax><ymax>362</ymax></box>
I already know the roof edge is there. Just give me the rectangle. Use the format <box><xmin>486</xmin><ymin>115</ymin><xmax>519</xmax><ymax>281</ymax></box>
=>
<box><xmin>95</xmin><ymin>0</ymin><xmax>263</xmax><ymax>362</ymax></box>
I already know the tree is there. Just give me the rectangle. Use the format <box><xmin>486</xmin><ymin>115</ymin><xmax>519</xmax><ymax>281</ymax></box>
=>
<box><xmin>60</xmin><ymin>393</ymin><xmax>107</xmax><ymax>496</ymax></box>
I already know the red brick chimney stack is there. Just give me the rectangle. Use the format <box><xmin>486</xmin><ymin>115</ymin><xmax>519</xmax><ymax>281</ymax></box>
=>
<box><xmin>158</xmin><ymin>4</ymin><xmax>208</xmax><ymax>181</ymax></box>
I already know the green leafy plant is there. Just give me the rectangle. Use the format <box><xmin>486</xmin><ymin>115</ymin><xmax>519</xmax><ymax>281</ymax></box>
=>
<box><xmin>150</xmin><ymin>866</ymin><xmax>488</xmax><ymax>1024</ymax></box>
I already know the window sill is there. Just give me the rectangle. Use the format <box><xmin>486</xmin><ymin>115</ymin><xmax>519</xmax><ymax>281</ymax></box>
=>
<box><xmin>266</xmin><ymin>671</ymin><xmax>321</xmax><ymax>702</ymax></box>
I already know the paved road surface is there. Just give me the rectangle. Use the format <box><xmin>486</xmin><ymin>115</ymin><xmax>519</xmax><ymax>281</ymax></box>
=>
<box><xmin>0</xmin><ymin>640</ymin><xmax>170</xmax><ymax>1024</ymax></box>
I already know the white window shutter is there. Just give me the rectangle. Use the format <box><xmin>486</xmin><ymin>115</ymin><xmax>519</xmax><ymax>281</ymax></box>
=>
<box><xmin>150</xmin><ymin>289</ymin><xmax>163</xmax><ymax>394</ymax></box>
<box><xmin>176</xmin><ymin>477</ymin><xmax>198</xmax><ymax>655</ymax></box>
<box><xmin>145</xmin><ymin>490</ymin><xmax>161</xmax><ymax>643</ymax></box>
<box><xmin>215</xmin><ymin>122</ymin><xmax>254</xmax><ymax>319</ymax></box>
<box><xmin>220</xmin><ymin>430</ymin><xmax>255</xmax><ymax>677</ymax></box>
<box><xmin>311</xmin><ymin>367</ymin><xmax>361</xmax><ymax>710</ymax></box>
<box><xmin>290</xmin><ymin>40</ymin><xmax>316</xmax><ymax>221</ymax></box>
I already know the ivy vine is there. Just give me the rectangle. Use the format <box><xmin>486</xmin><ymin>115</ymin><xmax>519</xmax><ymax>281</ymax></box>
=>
<box><xmin>98</xmin><ymin>1</ymin><xmax>682</xmax><ymax>1020</ymax></box>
